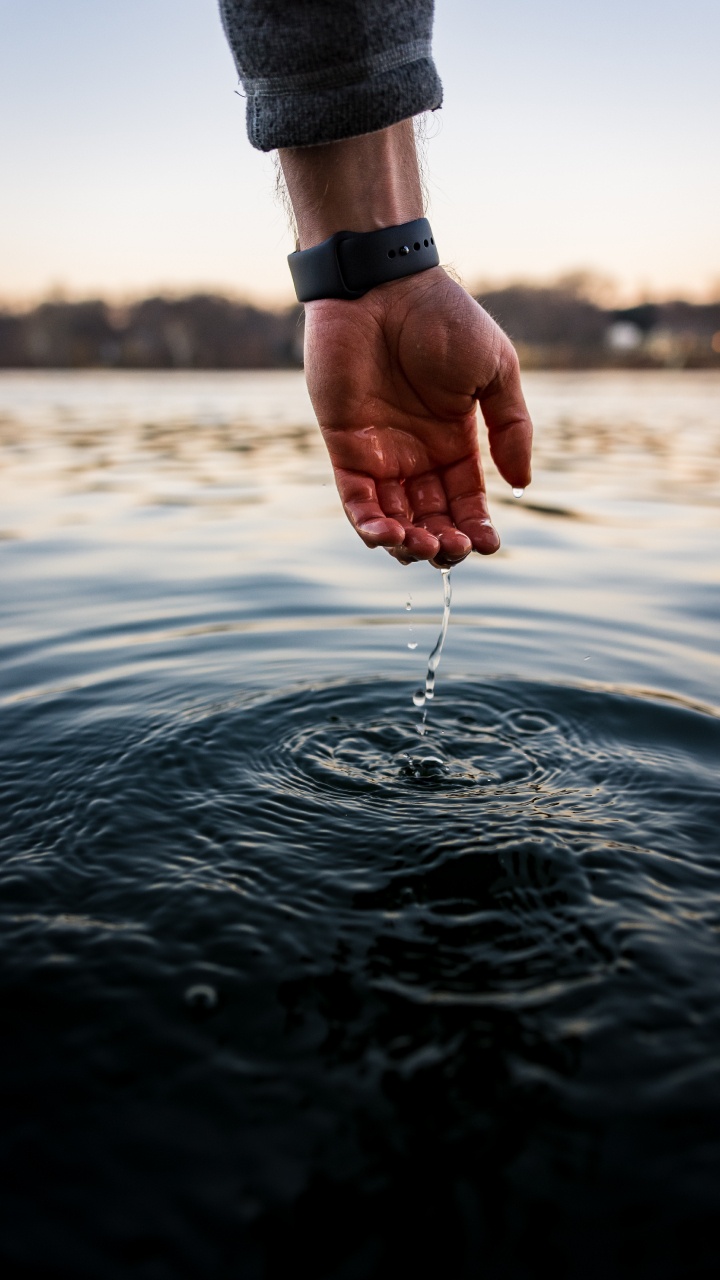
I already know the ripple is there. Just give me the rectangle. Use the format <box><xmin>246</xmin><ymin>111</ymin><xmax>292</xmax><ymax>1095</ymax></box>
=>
<box><xmin>2</xmin><ymin>676</ymin><xmax>719</xmax><ymax>935</ymax></box>
<box><xmin>2</xmin><ymin>676</ymin><xmax>720</xmax><ymax>1276</ymax></box>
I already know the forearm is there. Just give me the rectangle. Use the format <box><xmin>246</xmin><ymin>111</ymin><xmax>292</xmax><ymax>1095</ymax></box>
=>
<box><xmin>279</xmin><ymin>120</ymin><xmax>424</xmax><ymax>249</ymax></box>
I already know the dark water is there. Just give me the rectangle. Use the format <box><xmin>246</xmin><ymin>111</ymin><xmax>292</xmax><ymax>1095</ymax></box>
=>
<box><xmin>1</xmin><ymin>371</ymin><xmax>720</xmax><ymax>1277</ymax></box>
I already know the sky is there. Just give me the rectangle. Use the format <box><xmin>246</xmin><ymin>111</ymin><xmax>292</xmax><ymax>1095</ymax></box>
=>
<box><xmin>1</xmin><ymin>0</ymin><xmax>718</xmax><ymax>306</ymax></box>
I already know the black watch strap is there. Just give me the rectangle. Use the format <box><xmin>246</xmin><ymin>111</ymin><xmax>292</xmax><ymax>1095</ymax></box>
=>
<box><xmin>288</xmin><ymin>218</ymin><xmax>439</xmax><ymax>302</ymax></box>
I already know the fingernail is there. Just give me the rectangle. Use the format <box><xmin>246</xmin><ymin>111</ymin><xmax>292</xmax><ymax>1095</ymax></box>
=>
<box><xmin>359</xmin><ymin>519</ymin><xmax>389</xmax><ymax>536</ymax></box>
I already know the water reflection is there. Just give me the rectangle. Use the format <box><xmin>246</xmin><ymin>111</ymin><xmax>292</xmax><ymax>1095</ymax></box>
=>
<box><xmin>0</xmin><ymin>371</ymin><xmax>719</xmax><ymax>542</ymax></box>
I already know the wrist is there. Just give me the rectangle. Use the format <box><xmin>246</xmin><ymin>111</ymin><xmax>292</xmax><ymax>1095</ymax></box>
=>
<box><xmin>279</xmin><ymin>119</ymin><xmax>424</xmax><ymax>249</ymax></box>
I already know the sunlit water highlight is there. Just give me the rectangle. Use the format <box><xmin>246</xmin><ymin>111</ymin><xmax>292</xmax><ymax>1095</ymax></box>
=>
<box><xmin>1</xmin><ymin>370</ymin><xmax>720</xmax><ymax>1278</ymax></box>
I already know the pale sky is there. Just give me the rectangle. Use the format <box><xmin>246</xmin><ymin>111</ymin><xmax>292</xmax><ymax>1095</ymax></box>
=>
<box><xmin>1</xmin><ymin>0</ymin><xmax>718</xmax><ymax>306</ymax></box>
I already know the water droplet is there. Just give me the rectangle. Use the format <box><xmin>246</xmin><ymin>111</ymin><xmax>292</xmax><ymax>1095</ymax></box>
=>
<box><xmin>512</xmin><ymin>487</ymin><xmax>525</xmax><ymax>499</ymax></box>
<box><xmin>405</xmin><ymin>596</ymin><xmax>412</xmax><ymax>612</ymax></box>
<box><xmin>412</xmin><ymin>690</ymin><xmax>426</xmax><ymax>707</ymax></box>
<box><xmin>184</xmin><ymin>983</ymin><xmax>218</xmax><ymax>1013</ymax></box>
<box><xmin>410</xmin><ymin>755</ymin><xmax>447</xmax><ymax>778</ymax></box>
<box><xmin>407</xmin><ymin>641</ymin><xmax>418</xmax><ymax>650</ymax></box>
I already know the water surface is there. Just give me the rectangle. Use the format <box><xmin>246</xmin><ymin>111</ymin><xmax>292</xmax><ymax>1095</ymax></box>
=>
<box><xmin>1</xmin><ymin>370</ymin><xmax>719</xmax><ymax>1278</ymax></box>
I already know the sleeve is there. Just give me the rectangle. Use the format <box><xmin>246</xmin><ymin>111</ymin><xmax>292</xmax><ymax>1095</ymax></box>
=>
<box><xmin>218</xmin><ymin>0</ymin><xmax>442</xmax><ymax>151</ymax></box>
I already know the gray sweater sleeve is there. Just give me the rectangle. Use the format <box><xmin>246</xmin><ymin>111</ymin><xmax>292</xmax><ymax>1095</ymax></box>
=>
<box><xmin>218</xmin><ymin>0</ymin><xmax>442</xmax><ymax>151</ymax></box>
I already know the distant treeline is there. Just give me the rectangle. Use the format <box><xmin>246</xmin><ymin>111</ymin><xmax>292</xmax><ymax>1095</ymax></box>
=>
<box><xmin>0</xmin><ymin>296</ymin><xmax>304</xmax><ymax>371</ymax></box>
<box><xmin>478</xmin><ymin>285</ymin><xmax>720</xmax><ymax>369</ymax></box>
<box><xmin>1</xmin><ymin>285</ymin><xmax>719</xmax><ymax>370</ymax></box>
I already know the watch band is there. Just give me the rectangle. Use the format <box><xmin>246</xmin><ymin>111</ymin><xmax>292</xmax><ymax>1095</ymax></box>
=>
<box><xmin>288</xmin><ymin>218</ymin><xmax>439</xmax><ymax>302</ymax></box>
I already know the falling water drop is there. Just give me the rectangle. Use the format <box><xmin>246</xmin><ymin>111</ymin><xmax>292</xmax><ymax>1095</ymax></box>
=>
<box><xmin>405</xmin><ymin>594</ymin><xmax>416</xmax><ymax>648</ymax></box>
<box><xmin>512</xmin><ymin>487</ymin><xmax>525</xmax><ymax>499</ymax></box>
<box><xmin>412</xmin><ymin>568</ymin><xmax>452</xmax><ymax>733</ymax></box>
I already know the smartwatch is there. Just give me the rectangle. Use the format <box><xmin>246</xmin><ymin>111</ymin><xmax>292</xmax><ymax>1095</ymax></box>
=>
<box><xmin>288</xmin><ymin>218</ymin><xmax>439</xmax><ymax>302</ymax></box>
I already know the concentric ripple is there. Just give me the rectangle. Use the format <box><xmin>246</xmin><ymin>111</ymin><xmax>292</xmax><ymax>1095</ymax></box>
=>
<box><xmin>2</xmin><ymin>676</ymin><xmax>720</xmax><ymax>1278</ymax></box>
<box><xmin>2</xmin><ymin>676</ymin><xmax>720</xmax><ymax>951</ymax></box>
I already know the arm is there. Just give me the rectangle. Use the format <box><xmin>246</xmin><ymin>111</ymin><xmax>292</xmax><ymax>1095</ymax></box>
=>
<box><xmin>280</xmin><ymin>122</ymin><xmax>533</xmax><ymax>567</ymax></box>
<box><xmin>219</xmin><ymin>1</ymin><xmax>533</xmax><ymax>567</ymax></box>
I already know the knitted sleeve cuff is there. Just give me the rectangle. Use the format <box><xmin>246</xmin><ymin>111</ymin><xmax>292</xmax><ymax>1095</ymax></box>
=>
<box><xmin>244</xmin><ymin>48</ymin><xmax>441</xmax><ymax>150</ymax></box>
<box><xmin>219</xmin><ymin>1</ymin><xmax>442</xmax><ymax>151</ymax></box>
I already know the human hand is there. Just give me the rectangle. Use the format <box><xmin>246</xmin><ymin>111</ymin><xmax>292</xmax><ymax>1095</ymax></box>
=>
<box><xmin>304</xmin><ymin>266</ymin><xmax>533</xmax><ymax>567</ymax></box>
<box><xmin>279</xmin><ymin>121</ymin><xmax>533</xmax><ymax>566</ymax></box>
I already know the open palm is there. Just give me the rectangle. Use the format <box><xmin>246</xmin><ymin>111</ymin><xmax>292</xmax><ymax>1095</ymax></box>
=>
<box><xmin>304</xmin><ymin>266</ymin><xmax>533</xmax><ymax>566</ymax></box>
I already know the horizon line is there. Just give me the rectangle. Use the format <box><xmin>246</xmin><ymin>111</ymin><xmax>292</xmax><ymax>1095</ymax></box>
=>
<box><xmin>2</xmin><ymin>274</ymin><xmax>719</xmax><ymax>314</ymax></box>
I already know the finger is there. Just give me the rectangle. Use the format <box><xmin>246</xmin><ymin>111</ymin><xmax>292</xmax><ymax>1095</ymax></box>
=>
<box><xmin>333</xmin><ymin>467</ymin><xmax>405</xmax><ymax>548</ymax></box>
<box><xmin>423</xmin><ymin>518</ymin><xmax>473</xmax><ymax>566</ymax></box>
<box><xmin>405</xmin><ymin>473</ymin><xmax>473</xmax><ymax>564</ymax></box>
<box><xmin>386</xmin><ymin>547</ymin><xmax>417</xmax><ymax>566</ymax></box>
<box><xmin>376</xmin><ymin>479</ymin><xmax>440</xmax><ymax>561</ymax></box>
<box><xmin>477</xmin><ymin>345</ymin><xmax>533</xmax><ymax>489</ymax></box>
<box><xmin>443</xmin><ymin>455</ymin><xmax>501</xmax><ymax>555</ymax></box>
<box><xmin>382</xmin><ymin>522</ymin><xmax>440</xmax><ymax>561</ymax></box>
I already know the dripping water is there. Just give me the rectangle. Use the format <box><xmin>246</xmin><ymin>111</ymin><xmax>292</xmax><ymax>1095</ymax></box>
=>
<box><xmin>406</xmin><ymin>593</ymin><xmax>417</xmax><ymax>649</ymax></box>
<box><xmin>414</xmin><ymin>568</ymin><xmax>452</xmax><ymax>735</ymax></box>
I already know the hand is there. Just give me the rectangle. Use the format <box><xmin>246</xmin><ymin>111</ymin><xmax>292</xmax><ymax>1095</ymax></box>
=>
<box><xmin>304</xmin><ymin>265</ymin><xmax>533</xmax><ymax>567</ymax></box>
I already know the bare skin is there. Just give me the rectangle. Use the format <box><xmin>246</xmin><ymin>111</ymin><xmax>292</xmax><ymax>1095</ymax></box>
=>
<box><xmin>280</xmin><ymin>122</ymin><xmax>533</xmax><ymax>568</ymax></box>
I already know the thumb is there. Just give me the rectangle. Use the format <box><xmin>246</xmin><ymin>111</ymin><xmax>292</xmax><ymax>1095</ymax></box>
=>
<box><xmin>477</xmin><ymin>343</ymin><xmax>533</xmax><ymax>489</ymax></box>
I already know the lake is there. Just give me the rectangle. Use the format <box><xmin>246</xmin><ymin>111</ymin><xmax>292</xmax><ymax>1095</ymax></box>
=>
<box><xmin>1</xmin><ymin>369</ymin><xmax>720</xmax><ymax>1278</ymax></box>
